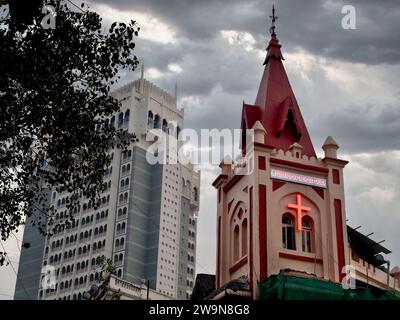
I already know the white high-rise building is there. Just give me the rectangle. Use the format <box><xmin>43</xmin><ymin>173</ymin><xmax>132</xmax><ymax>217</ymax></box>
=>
<box><xmin>14</xmin><ymin>75</ymin><xmax>200</xmax><ymax>300</ymax></box>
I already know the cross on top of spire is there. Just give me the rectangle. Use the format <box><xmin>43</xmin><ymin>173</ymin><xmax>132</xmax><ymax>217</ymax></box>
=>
<box><xmin>269</xmin><ymin>4</ymin><xmax>278</xmax><ymax>36</ymax></box>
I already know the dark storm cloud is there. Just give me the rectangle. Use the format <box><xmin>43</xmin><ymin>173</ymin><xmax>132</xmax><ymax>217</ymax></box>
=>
<box><xmin>92</xmin><ymin>0</ymin><xmax>400</xmax><ymax>65</ymax></box>
<box><xmin>313</xmin><ymin>103</ymin><xmax>400</xmax><ymax>153</ymax></box>
<box><xmin>91</xmin><ymin>0</ymin><xmax>400</xmax><ymax>151</ymax></box>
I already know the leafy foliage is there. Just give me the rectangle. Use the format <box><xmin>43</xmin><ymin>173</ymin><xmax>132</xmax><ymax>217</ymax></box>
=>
<box><xmin>0</xmin><ymin>1</ymin><xmax>139</xmax><ymax>265</ymax></box>
<box><xmin>95</xmin><ymin>255</ymin><xmax>117</xmax><ymax>282</ymax></box>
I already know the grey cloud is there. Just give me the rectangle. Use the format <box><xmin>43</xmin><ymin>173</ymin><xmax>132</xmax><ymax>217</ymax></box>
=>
<box><xmin>313</xmin><ymin>104</ymin><xmax>400</xmax><ymax>153</ymax></box>
<box><xmin>91</xmin><ymin>0</ymin><xmax>400</xmax><ymax>65</ymax></box>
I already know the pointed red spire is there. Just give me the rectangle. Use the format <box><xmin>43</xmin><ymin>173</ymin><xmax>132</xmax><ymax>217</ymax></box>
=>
<box><xmin>241</xmin><ymin>5</ymin><xmax>316</xmax><ymax>157</ymax></box>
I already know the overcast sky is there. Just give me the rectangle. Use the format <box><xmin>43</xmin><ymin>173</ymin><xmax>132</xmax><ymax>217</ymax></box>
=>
<box><xmin>1</xmin><ymin>0</ymin><xmax>400</xmax><ymax>299</ymax></box>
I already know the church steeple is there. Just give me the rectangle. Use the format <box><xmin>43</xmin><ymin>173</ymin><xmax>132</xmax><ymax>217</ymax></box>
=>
<box><xmin>241</xmin><ymin>5</ymin><xmax>316</xmax><ymax>157</ymax></box>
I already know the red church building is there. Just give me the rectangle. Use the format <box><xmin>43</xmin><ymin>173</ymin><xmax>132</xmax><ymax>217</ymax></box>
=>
<box><xmin>192</xmin><ymin>7</ymin><xmax>400</xmax><ymax>300</ymax></box>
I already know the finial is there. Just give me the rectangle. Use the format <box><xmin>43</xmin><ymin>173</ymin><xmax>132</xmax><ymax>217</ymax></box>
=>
<box><xmin>269</xmin><ymin>4</ymin><xmax>278</xmax><ymax>36</ymax></box>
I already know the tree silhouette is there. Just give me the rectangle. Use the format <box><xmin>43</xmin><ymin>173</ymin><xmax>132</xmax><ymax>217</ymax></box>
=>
<box><xmin>0</xmin><ymin>0</ymin><xmax>139</xmax><ymax>265</ymax></box>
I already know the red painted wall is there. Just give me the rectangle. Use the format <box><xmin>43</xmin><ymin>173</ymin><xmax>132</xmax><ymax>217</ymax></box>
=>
<box><xmin>259</xmin><ymin>184</ymin><xmax>267</xmax><ymax>281</ymax></box>
<box><xmin>334</xmin><ymin>199</ymin><xmax>345</xmax><ymax>282</ymax></box>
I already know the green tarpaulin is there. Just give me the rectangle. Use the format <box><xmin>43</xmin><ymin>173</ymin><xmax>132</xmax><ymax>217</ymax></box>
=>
<box><xmin>258</xmin><ymin>273</ymin><xmax>400</xmax><ymax>300</ymax></box>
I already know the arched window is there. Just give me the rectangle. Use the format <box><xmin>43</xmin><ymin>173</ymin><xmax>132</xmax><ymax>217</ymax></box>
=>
<box><xmin>148</xmin><ymin>111</ymin><xmax>154</xmax><ymax>127</ymax></box>
<box><xmin>282</xmin><ymin>214</ymin><xmax>296</xmax><ymax>250</ymax></box>
<box><xmin>154</xmin><ymin>114</ymin><xmax>160</xmax><ymax>128</ymax></box>
<box><xmin>241</xmin><ymin>219</ymin><xmax>248</xmax><ymax>256</ymax></box>
<box><xmin>302</xmin><ymin>218</ymin><xmax>313</xmax><ymax>253</ymax></box>
<box><xmin>118</xmin><ymin>208</ymin><xmax>122</xmax><ymax>217</ymax></box>
<box><xmin>118</xmin><ymin>112</ymin><xmax>124</xmax><ymax>127</ymax></box>
<box><xmin>233</xmin><ymin>225</ymin><xmax>240</xmax><ymax>262</ymax></box>
<box><xmin>117</xmin><ymin>269</ymin><xmax>122</xmax><ymax>277</ymax></box>
<box><xmin>124</xmin><ymin>109</ymin><xmax>130</xmax><ymax>124</ymax></box>
<box><xmin>121</xmin><ymin>222</ymin><xmax>126</xmax><ymax>231</ymax></box>
<box><xmin>123</xmin><ymin>207</ymin><xmax>127</xmax><ymax>215</ymax></box>
<box><xmin>162</xmin><ymin>119</ymin><xmax>168</xmax><ymax>132</ymax></box>
<box><xmin>193</xmin><ymin>187</ymin><xmax>198</xmax><ymax>201</ymax></box>
<box><xmin>115</xmin><ymin>239</ymin><xmax>120</xmax><ymax>247</ymax></box>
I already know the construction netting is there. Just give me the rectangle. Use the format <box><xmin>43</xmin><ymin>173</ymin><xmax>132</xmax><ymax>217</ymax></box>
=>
<box><xmin>258</xmin><ymin>273</ymin><xmax>400</xmax><ymax>300</ymax></box>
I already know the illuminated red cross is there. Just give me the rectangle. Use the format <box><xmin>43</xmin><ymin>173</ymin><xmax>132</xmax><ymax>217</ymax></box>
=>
<box><xmin>288</xmin><ymin>194</ymin><xmax>311</xmax><ymax>231</ymax></box>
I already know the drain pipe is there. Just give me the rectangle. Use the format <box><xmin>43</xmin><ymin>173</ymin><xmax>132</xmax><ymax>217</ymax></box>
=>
<box><xmin>386</xmin><ymin>260</ymin><xmax>391</xmax><ymax>290</ymax></box>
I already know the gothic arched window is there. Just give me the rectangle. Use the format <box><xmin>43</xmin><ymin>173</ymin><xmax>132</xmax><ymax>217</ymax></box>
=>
<box><xmin>302</xmin><ymin>217</ymin><xmax>313</xmax><ymax>253</ymax></box>
<box><xmin>233</xmin><ymin>225</ymin><xmax>240</xmax><ymax>262</ymax></box>
<box><xmin>241</xmin><ymin>219</ymin><xmax>248</xmax><ymax>256</ymax></box>
<box><xmin>282</xmin><ymin>214</ymin><xmax>296</xmax><ymax>250</ymax></box>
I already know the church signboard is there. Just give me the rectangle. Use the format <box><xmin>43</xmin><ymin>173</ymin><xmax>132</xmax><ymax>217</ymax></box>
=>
<box><xmin>270</xmin><ymin>168</ymin><xmax>327</xmax><ymax>189</ymax></box>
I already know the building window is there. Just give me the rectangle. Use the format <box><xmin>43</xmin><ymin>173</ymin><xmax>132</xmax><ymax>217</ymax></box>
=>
<box><xmin>154</xmin><ymin>114</ymin><xmax>160</xmax><ymax>128</ymax></box>
<box><xmin>241</xmin><ymin>219</ymin><xmax>248</xmax><ymax>256</ymax></box>
<box><xmin>282</xmin><ymin>214</ymin><xmax>296</xmax><ymax>250</ymax></box>
<box><xmin>148</xmin><ymin>111</ymin><xmax>154</xmax><ymax>127</ymax></box>
<box><xmin>124</xmin><ymin>109</ymin><xmax>130</xmax><ymax>124</ymax></box>
<box><xmin>301</xmin><ymin>218</ymin><xmax>313</xmax><ymax>253</ymax></box>
<box><xmin>233</xmin><ymin>225</ymin><xmax>240</xmax><ymax>262</ymax></box>
<box><xmin>118</xmin><ymin>112</ymin><xmax>124</xmax><ymax>127</ymax></box>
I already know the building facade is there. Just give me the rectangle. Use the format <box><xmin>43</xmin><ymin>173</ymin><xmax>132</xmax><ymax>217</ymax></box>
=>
<box><xmin>89</xmin><ymin>274</ymin><xmax>173</xmax><ymax>300</ymax></box>
<box><xmin>212</xmin><ymin>9</ymin><xmax>399</xmax><ymax>299</ymax></box>
<box><xmin>15</xmin><ymin>75</ymin><xmax>200</xmax><ymax>300</ymax></box>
